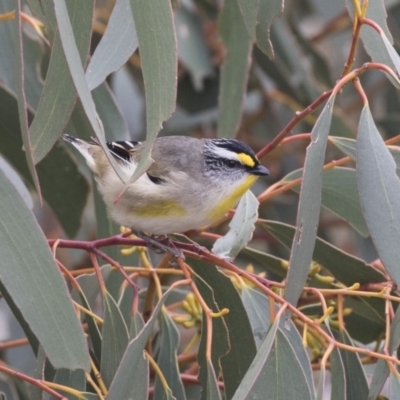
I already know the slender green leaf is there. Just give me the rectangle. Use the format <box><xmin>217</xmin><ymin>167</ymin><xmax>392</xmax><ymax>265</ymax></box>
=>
<box><xmin>390</xmin><ymin>373</ymin><xmax>400</xmax><ymax>400</ymax></box>
<box><xmin>346</xmin><ymin>0</ymin><xmax>399</xmax><ymax>87</ymax></box>
<box><xmin>128</xmin><ymin>0</ymin><xmax>177</xmax><ymax>183</ymax></box>
<box><xmin>212</xmin><ymin>191</ymin><xmax>259</xmax><ymax>260</ymax></box>
<box><xmin>0</xmin><ymin>0</ymin><xmax>43</xmax><ymax>109</ymax></box>
<box><xmin>285</xmin><ymin>94</ymin><xmax>336</xmax><ymax>307</ymax></box>
<box><xmin>190</xmin><ymin>259</ymin><xmax>256</xmax><ymax>400</ymax></box>
<box><xmin>263</xmin><ymin>220</ymin><xmax>385</xmax><ymax>285</ymax></box>
<box><xmin>86</xmin><ymin>0</ymin><xmax>138</xmax><ymax>91</ymax></box>
<box><xmin>255</xmin><ymin>0</ymin><xmax>284</xmax><ymax>59</ymax></box>
<box><xmin>51</xmin><ymin>369</ymin><xmax>85</xmax><ymax>400</ymax></box>
<box><xmin>242</xmin><ymin>246</ymin><xmax>288</xmax><ymax>278</ymax></box>
<box><xmin>332</xmin><ymin>330</ymin><xmax>368</xmax><ymax>400</ymax></box>
<box><xmin>368</xmin><ymin>304</ymin><xmax>400</xmax><ymax>399</ymax></box>
<box><xmin>205</xmin><ymin>360</ymin><xmax>222</xmax><ymax>400</ymax></box>
<box><xmin>153</xmin><ymin>310</ymin><xmax>186</xmax><ymax>400</ymax></box>
<box><xmin>357</xmin><ymin>106</ymin><xmax>400</xmax><ymax>287</ymax></box>
<box><xmin>30</xmin><ymin>347</ymin><xmax>46</xmax><ymax>400</ymax></box>
<box><xmin>0</xmin><ymin>167</ymin><xmax>89</xmax><ymax>370</ymax></box>
<box><xmin>192</xmin><ymin>270</ymin><xmax>229</xmax><ymax>400</ymax></box>
<box><xmin>231</xmin><ymin>309</ymin><xmax>280</xmax><ymax>399</ymax></box>
<box><xmin>218</xmin><ymin>0</ymin><xmax>252</xmax><ymax>138</ymax></box>
<box><xmin>175</xmin><ymin>6</ymin><xmax>213</xmax><ymax>90</ymax></box>
<box><xmin>107</xmin><ymin>287</ymin><xmax>176</xmax><ymax>399</ymax></box>
<box><xmin>14</xmin><ymin>0</ymin><xmax>41</xmax><ymax>200</ymax></box>
<box><xmin>284</xmin><ymin>167</ymin><xmax>369</xmax><ymax>237</ymax></box>
<box><xmin>52</xmin><ymin>0</ymin><xmax>124</xmax><ymax>180</ymax></box>
<box><xmin>100</xmin><ymin>291</ymin><xmax>129</xmax><ymax>387</ymax></box>
<box><xmin>30</xmin><ymin>0</ymin><xmax>94</xmax><ymax>164</ymax></box>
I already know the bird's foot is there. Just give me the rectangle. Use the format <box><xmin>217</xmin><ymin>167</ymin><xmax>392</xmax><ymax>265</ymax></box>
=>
<box><xmin>136</xmin><ymin>232</ymin><xmax>184</xmax><ymax>259</ymax></box>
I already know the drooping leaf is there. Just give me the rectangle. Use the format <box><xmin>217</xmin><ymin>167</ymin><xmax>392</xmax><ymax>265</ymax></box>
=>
<box><xmin>100</xmin><ymin>291</ymin><xmax>129</xmax><ymax>387</ymax></box>
<box><xmin>0</xmin><ymin>166</ymin><xmax>89</xmax><ymax>370</ymax></box>
<box><xmin>217</xmin><ymin>0</ymin><xmax>253</xmax><ymax>138</ymax></box>
<box><xmin>86</xmin><ymin>0</ymin><xmax>138</xmax><ymax>91</ymax></box>
<box><xmin>284</xmin><ymin>167</ymin><xmax>369</xmax><ymax>237</ymax></box>
<box><xmin>356</xmin><ymin>105</ymin><xmax>400</xmax><ymax>287</ymax></box>
<box><xmin>14</xmin><ymin>0</ymin><xmax>41</xmax><ymax>200</ymax></box>
<box><xmin>127</xmin><ymin>0</ymin><xmax>177</xmax><ymax>183</ymax></box>
<box><xmin>254</xmin><ymin>0</ymin><xmax>284</xmax><ymax>59</ymax></box>
<box><xmin>107</xmin><ymin>286</ymin><xmax>177</xmax><ymax>399</ymax></box>
<box><xmin>285</xmin><ymin>93</ymin><xmax>336</xmax><ymax>307</ymax></box>
<box><xmin>331</xmin><ymin>329</ymin><xmax>369</xmax><ymax>400</ymax></box>
<box><xmin>212</xmin><ymin>191</ymin><xmax>259</xmax><ymax>260</ymax></box>
<box><xmin>30</xmin><ymin>0</ymin><xmax>94</xmax><ymax>164</ymax></box>
<box><xmin>52</xmin><ymin>0</ymin><xmax>124</xmax><ymax>180</ymax></box>
<box><xmin>175</xmin><ymin>6</ymin><xmax>213</xmax><ymax>90</ymax></box>
<box><xmin>368</xmin><ymin>304</ymin><xmax>400</xmax><ymax>399</ymax></box>
<box><xmin>190</xmin><ymin>259</ymin><xmax>256</xmax><ymax>400</ymax></box>
<box><xmin>153</xmin><ymin>310</ymin><xmax>186</xmax><ymax>400</ymax></box>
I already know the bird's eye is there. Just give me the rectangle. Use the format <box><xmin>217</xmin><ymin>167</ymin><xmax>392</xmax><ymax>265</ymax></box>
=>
<box><xmin>224</xmin><ymin>159</ymin><xmax>238</xmax><ymax>168</ymax></box>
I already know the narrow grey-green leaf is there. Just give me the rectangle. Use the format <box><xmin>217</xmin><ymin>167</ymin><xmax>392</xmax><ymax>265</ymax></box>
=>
<box><xmin>346</xmin><ymin>0</ymin><xmax>399</xmax><ymax>87</ymax></box>
<box><xmin>368</xmin><ymin>303</ymin><xmax>400</xmax><ymax>399</ymax></box>
<box><xmin>100</xmin><ymin>291</ymin><xmax>129</xmax><ymax>387</ymax></box>
<box><xmin>107</xmin><ymin>287</ymin><xmax>176</xmax><ymax>399</ymax></box>
<box><xmin>390</xmin><ymin>373</ymin><xmax>400</xmax><ymax>400</ymax></box>
<box><xmin>332</xmin><ymin>330</ymin><xmax>368</xmax><ymax>399</ymax></box>
<box><xmin>231</xmin><ymin>310</ymin><xmax>281</xmax><ymax>399</ymax></box>
<box><xmin>212</xmin><ymin>191</ymin><xmax>259</xmax><ymax>260</ymax></box>
<box><xmin>0</xmin><ymin>0</ymin><xmax>43</xmax><ymax>109</ymax></box>
<box><xmin>30</xmin><ymin>346</ymin><xmax>46</xmax><ymax>400</ymax></box>
<box><xmin>242</xmin><ymin>246</ymin><xmax>288</xmax><ymax>278</ymax></box>
<box><xmin>233</xmin><ymin>324</ymin><xmax>313</xmax><ymax>400</ymax></box>
<box><xmin>356</xmin><ymin>105</ymin><xmax>400</xmax><ymax>287</ymax></box>
<box><xmin>51</xmin><ymin>369</ymin><xmax>85</xmax><ymax>400</ymax></box>
<box><xmin>236</xmin><ymin>0</ymin><xmax>259</xmax><ymax>40</ymax></box>
<box><xmin>14</xmin><ymin>0</ymin><xmax>41</xmax><ymax>200</ymax></box>
<box><xmin>190</xmin><ymin>258</ymin><xmax>256</xmax><ymax>400</ymax></box>
<box><xmin>52</xmin><ymin>0</ymin><xmax>124</xmax><ymax>180</ymax></box>
<box><xmin>285</xmin><ymin>94</ymin><xmax>336</xmax><ymax>307</ymax></box>
<box><xmin>0</xmin><ymin>167</ymin><xmax>89</xmax><ymax>370</ymax></box>
<box><xmin>379</xmin><ymin>31</ymin><xmax>400</xmax><ymax>86</ymax></box>
<box><xmin>153</xmin><ymin>310</ymin><xmax>186</xmax><ymax>400</ymax></box>
<box><xmin>284</xmin><ymin>167</ymin><xmax>369</xmax><ymax>237</ymax></box>
<box><xmin>30</xmin><ymin>0</ymin><xmax>93</xmax><ymax>164</ymax></box>
<box><xmin>127</xmin><ymin>0</ymin><xmax>177</xmax><ymax>184</ymax></box>
<box><xmin>175</xmin><ymin>6</ymin><xmax>213</xmax><ymax>90</ymax></box>
<box><xmin>86</xmin><ymin>0</ymin><xmax>138</xmax><ymax>90</ymax></box>
<box><xmin>205</xmin><ymin>360</ymin><xmax>223</xmax><ymax>400</ymax></box>
<box><xmin>241</xmin><ymin>287</ymin><xmax>271</xmax><ymax>348</ymax></box>
<box><xmin>218</xmin><ymin>0</ymin><xmax>252</xmax><ymax>138</ymax></box>
<box><xmin>255</xmin><ymin>0</ymin><xmax>284</xmax><ymax>59</ymax></box>
<box><xmin>263</xmin><ymin>220</ymin><xmax>386</xmax><ymax>286</ymax></box>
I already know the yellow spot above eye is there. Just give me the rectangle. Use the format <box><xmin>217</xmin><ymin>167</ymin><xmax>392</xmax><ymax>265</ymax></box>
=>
<box><xmin>132</xmin><ymin>200</ymin><xmax>187</xmax><ymax>218</ymax></box>
<box><xmin>237</xmin><ymin>153</ymin><xmax>255</xmax><ymax>168</ymax></box>
<box><xmin>208</xmin><ymin>175</ymin><xmax>258</xmax><ymax>221</ymax></box>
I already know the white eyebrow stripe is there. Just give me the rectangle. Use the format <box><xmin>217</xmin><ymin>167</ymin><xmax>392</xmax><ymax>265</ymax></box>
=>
<box><xmin>124</xmin><ymin>141</ymin><xmax>135</xmax><ymax>148</ymax></box>
<box><xmin>210</xmin><ymin>145</ymin><xmax>240</xmax><ymax>161</ymax></box>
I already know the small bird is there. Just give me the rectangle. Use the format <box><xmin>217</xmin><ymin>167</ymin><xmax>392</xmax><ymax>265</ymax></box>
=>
<box><xmin>62</xmin><ymin>134</ymin><xmax>268</xmax><ymax>252</ymax></box>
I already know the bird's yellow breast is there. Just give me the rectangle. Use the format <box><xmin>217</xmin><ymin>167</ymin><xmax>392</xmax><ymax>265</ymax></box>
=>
<box><xmin>132</xmin><ymin>200</ymin><xmax>187</xmax><ymax>218</ymax></box>
<box><xmin>208</xmin><ymin>175</ymin><xmax>258</xmax><ymax>221</ymax></box>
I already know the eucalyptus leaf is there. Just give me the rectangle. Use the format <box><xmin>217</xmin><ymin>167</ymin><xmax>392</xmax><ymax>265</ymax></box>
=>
<box><xmin>212</xmin><ymin>191</ymin><xmax>259</xmax><ymax>260</ymax></box>
<box><xmin>127</xmin><ymin>0</ymin><xmax>177</xmax><ymax>184</ymax></box>
<box><xmin>100</xmin><ymin>291</ymin><xmax>129</xmax><ymax>387</ymax></box>
<box><xmin>285</xmin><ymin>93</ymin><xmax>336</xmax><ymax>308</ymax></box>
<box><xmin>356</xmin><ymin>106</ymin><xmax>400</xmax><ymax>287</ymax></box>
<box><xmin>218</xmin><ymin>0</ymin><xmax>252</xmax><ymax>138</ymax></box>
<box><xmin>86</xmin><ymin>0</ymin><xmax>138</xmax><ymax>91</ymax></box>
<box><xmin>284</xmin><ymin>167</ymin><xmax>368</xmax><ymax>237</ymax></box>
<box><xmin>0</xmin><ymin>167</ymin><xmax>89</xmax><ymax>370</ymax></box>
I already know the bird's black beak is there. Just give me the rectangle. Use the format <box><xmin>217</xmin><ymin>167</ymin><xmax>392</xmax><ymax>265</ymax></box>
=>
<box><xmin>250</xmin><ymin>164</ymin><xmax>269</xmax><ymax>176</ymax></box>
